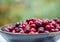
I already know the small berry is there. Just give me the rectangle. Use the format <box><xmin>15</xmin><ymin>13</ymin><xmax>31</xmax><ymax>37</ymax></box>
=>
<box><xmin>45</xmin><ymin>25</ymin><xmax>50</xmax><ymax>30</ymax></box>
<box><xmin>30</xmin><ymin>24</ymin><xmax>36</xmax><ymax>28</ymax></box>
<box><xmin>52</xmin><ymin>21</ymin><xmax>56</xmax><ymax>26</ymax></box>
<box><xmin>12</xmin><ymin>30</ymin><xmax>16</xmax><ymax>33</ymax></box>
<box><xmin>31</xmin><ymin>28</ymin><xmax>36</xmax><ymax>32</ymax></box>
<box><xmin>29</xmin><ymin>21</ymin><xmax>34</xmax><ymax>24</ymax></box>
<box><xmin>38</xmin><ymin>27</ymin><xmax>44</xmax><ymax>33</ymax></box>
<box><xmin>50</xmin><ymin>29</ymin><xmax>55</xmax><ymax>32</ymax></box>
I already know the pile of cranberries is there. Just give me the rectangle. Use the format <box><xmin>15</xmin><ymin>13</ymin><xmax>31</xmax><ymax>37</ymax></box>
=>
<box><xmin>1</xmin><ymin>18</ymin><xmax>60</xmax><ymax>34</ymax></box>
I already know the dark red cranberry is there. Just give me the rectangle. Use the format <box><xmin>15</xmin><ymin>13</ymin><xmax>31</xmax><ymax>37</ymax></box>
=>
<box><xmin>56</xmin><ymin>24</ymin><xmax>60</xmax><ymax>30</ymax></box>
<box><xmin>38</xmin><ymin>27</ymin><xmax>44</xmax><ymax>33</ymax></box>
<box><xmin>15</xmin><ymin>22</ymin><xmax>21</xmax><ymax>27</ymax></box>
<box><xmin>45</xmin><ymin>25</ymin><xmax>50</xmax><ymax>30</ymax></box>
<box><xmin>57</xmin><ymin>20</ymin><xmax>60</xmax><ymax>24</ymax></box>
<box><xmin>30</xmin><ymin>24</ymin><xmax>36</xmax><ymax>28</ymax></box>
<box><xmin>15</xmin><ymin>27</ymin><xmax>20</xmax><ymax>33</ymax></box>
<box><xmin>55</xmin><ymin>28</ymin><xmax>59</xmax><ymax>32</ymax></box>
<box><xmin>24</xmin><ymin>25</ymin><xmax>30</xmax><ymax>33</ymax></box>
<box><xmin>35</xmin><ymin>21</ymin><xmax>42</xmax><ymax>28</ymax></box>
<box><xmin>31</xmin><ymin>28</ymin><xmax>36</xmax><ymax>32</ymax></box>
<box><xmin>50</xmin><ymin>29</ymin><xmax>55</xmax><ymax>32</ymax></box>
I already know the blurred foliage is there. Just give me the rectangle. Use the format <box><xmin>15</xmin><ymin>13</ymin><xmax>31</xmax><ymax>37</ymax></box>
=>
<box><xmin>0</xmin><ymin>0</ymin><xmax>60</xmax><ymax>26</ymax></box>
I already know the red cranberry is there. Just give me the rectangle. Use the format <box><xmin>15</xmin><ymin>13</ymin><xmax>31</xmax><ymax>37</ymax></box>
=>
<box><xmin>50</xmin><ymin>29</ymin><xmax>55</xmax><ymax>32</ymax></box>
<box><xmin>43</xmin><ymin>20</ymin><xmax>49</xmax><ymax>25</ymax></box>
<box><xmin>30</xmin><ymin>24</ymin><xmax>36</xmax><ymax>28</ymax></box>
<box><xmin>52</xmin><ymin>21</ymin><xmax>56</xmax><ymax>26</ymax></box>
<box><xmin>38</xmin><ymin>27</ymin><xmax>44</xmax><ymax>33</ymax></box>
<box><xmin>29</xmin><ymin>31</ymin><xmax>35</xmax><ymax>34</ymax></box>
<box><xmin>31</xmin><ymin>28</ymin><xmax>36</xmax><ymax>32</ymax></box>
<box><xmin>29</xmin><ymin>21</ymin><xmax>34</xmax><ymax>24</ymax></box>
<box><xmin>12</xmin><ymin>30</ymin><xmax>16</xmax><ymax>33</ymax></box>
<box><xmin>45</xmin><ymin>25</ymin><xmax>50</xmax><ymax>30</ymax></box>
<box><xmin>22</xmin><ymin>24</ymin><xmax>26</xmax><ymax>28</ymax></box>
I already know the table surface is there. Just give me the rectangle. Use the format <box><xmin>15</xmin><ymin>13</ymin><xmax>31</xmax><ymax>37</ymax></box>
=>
<box><xmin>0</xmin><ymin>35</ymin><xmax>60</xmax><ymax>42</ymax></box>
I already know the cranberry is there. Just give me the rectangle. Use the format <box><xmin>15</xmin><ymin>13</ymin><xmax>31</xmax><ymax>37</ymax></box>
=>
<box><xmin>50</xmin><ymin>25</ymin><xmax>55</xmax><ymax>29</ymax></box>
<box><xmin>29</xmin><ymin>21</ymin><xmax>34</xmax><ymax>24</ymax></box>
<box><xmin>7</xmin><ymin>26</ymin><xmax>14</xmax><ymax>30</ymax></box>
<box><xmin>29</xmin><ymin>31</ymin><xmax>35</xmax><ymax>34</ymax></box>
<box><xmin>24</xmin><ymin>25</ymin><xmax>30</xmax><ymax>33</ymax></box>
<box><xmin>38</xmin><ymin>27</ymin><xmax>44</xmax><ymax>33</ymax></box>
<box><xmin>45</xmin><ymin>25</ymin><xmax>50</xmax><ymax>30</ymax></box>
<box><xmin>12</xmin><ymin>30</ymin><xmax>16</xmax><ymax>33</ymax></box>
<box><xmin>15</xmin><ymin>27</ymin><xmax>20</xmax><ymax>33</ymax></box>
<box><xmin>22</xmin><ymin>24</ymin><xmax>26</xmax><ymax>28</ymax></box>
<box><xmin>55</xmin><ymin>28</ymin><xmax>59</xmax><ymax>32</ymax></box>
<box><xmin>31</xmin><ymin>28</ymin><xmax>36</xmax><ymax>32</ymax></box>
<box><xmin>35</xmin><ymin>21</ymin><xmax>42</xmax><ymax>28</ymax></box>
<box><xmin>30</xmin><ymin>24</ymin><xmax>36</xmax><ymax>28</ymax></box>
<box><xmin>57</xmin><ymin>20</ymin><xmax>60</xmax><ymax>24</ymax></box>
<box><xmin>43</xmin><ymin>20</ymin><xmax>49</xmax><ymax>25</ymax></box>
<box><xmin>15</xmin><ymin>22</ymin><xmax>20</xmax><ymax>27</ymax></box>
<box><xmin>52</xmin><ymin>21</ymin><xmax>56</xmax><ymax>26</ymax></box>
<box><xmin>50</xmin><ymin>29</ymin><xmax>55</xmax><ymax>32</ymax></box>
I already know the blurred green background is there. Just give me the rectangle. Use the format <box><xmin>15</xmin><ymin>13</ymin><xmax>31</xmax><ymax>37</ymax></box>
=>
<box><xmin>0</xmin><ymin>0</ymin><xmax>60</xmax><ymax>26</ymax></box>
